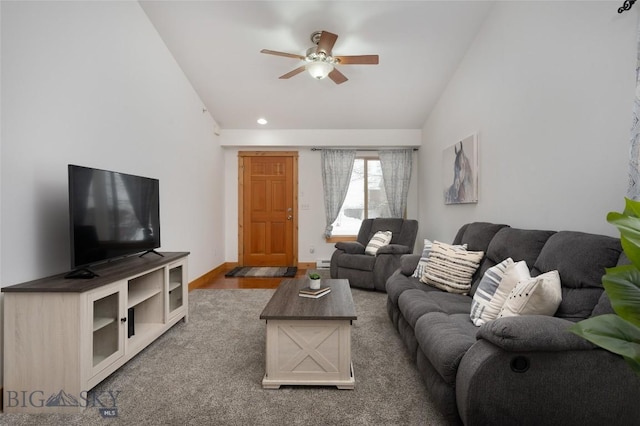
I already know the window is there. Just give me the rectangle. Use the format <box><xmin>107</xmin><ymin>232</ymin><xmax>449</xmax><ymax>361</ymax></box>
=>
<box><xmin>330</xmin><ymin>157</ymin><xmax>391</xmax><ymax>236</ymax></box>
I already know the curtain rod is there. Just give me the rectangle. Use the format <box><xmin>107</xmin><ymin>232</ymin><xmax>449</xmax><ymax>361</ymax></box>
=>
<box><xmin>310</xmin><ymin>147</ymin><xmax>419</xmax><ymax>152</ymax></box>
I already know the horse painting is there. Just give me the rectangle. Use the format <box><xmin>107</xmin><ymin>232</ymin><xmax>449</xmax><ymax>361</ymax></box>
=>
<box><xmin>444</xmin><ymin>139</ymin><xmax>476</xmax><ymax>204</ymax></box>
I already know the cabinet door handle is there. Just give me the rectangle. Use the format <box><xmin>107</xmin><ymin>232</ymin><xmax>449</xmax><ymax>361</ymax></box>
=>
<box><xmin>120</xmin><ymin>317</ymin><xmax>127</xmax><ymax>323</ymax></box>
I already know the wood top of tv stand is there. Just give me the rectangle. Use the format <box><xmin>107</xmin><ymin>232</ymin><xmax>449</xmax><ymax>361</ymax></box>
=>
<box><xmin>2</xmin><ymin>251</ymin><xmax>189</xmax><ymax>293</ymax></box>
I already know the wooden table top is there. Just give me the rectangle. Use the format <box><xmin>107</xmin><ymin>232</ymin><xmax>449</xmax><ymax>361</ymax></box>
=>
<box><xmin>260</xmin><ymin>278</ymin><xmax>357</xmax><ymax>321</ymax></box>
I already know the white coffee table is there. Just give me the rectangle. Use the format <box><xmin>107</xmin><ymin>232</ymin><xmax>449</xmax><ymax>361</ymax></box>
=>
<box><xmin>259</xmin><ymin>278</ymin><xmax>357</xmax><ymax>389</ymax></box>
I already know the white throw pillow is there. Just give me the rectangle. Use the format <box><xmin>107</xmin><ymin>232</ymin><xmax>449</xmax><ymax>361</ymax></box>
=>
<box><xmin>421</xmin><ymin>241</ymin><xmax>484</xmax><ymax>294</ymax></box>
<box><xmin>498</xmin><ymin>270</ymin><xmax>562</xmax><ymax>318</ymax></box>
<box><xmin>411</xmin><ymin>239</ymin><xmax>467</xmax><ymax>278</ymax></box>
<box><xmin>469</xmin><ymin>257</ymin><xmax>514</xmax><ymax>326</ymax></box>
<box><xmin>365</xmin><ymin>230</ymin><xmax>392</xmax><ymax>256</ymax></box>
<box><xmin>470</xmin><ymin>260</ymin><xmax>530</xmax><ymax>325</ymax></box>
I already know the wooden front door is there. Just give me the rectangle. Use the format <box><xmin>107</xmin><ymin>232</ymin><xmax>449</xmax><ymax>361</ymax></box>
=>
<box><xmin>239</xmin><ymin>152</ymin><xmax>298</xmax><ymax>266</ymax></box>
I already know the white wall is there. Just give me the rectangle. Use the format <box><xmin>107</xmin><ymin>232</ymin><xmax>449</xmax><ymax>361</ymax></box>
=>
<box><xmin>419</xmin><ymin>1</ymin><xmax>637</xmax><ymax>243</ymax></box>
<box><xmin>221</xmin><ymin>129</ymin><xmax>421</xmax><ymax>263</ymax></box>
<box><xmin>1</xmin><ymin>1</ymin><xmax>224</xmax><ymax>286</ymax></box>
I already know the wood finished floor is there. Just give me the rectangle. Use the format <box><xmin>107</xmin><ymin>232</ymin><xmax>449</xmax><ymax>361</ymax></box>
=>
<box><xmin>195</xmin><ymin>266</ymin><xmax>310</xmax><ymax>289</ymax></box>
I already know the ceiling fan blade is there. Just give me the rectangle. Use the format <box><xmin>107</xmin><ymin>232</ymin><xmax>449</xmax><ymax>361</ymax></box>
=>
<box><xmin>260</xmin><ymin>49</ymin><xmax>305</xmax><ymax>60</ymax></box>
<box><xmin>335</xmin><ymin>55</ymin><xmax>379</xmax><ymax>65</ymax></box>
<box><xmin>328</xmin><ymin>68</ymin><xmax>348</xmax><ymax>85</ymax></box>
<box><xmin>316</xmin><ymin>31</ymin><xmax>338</xmax><ymax>55</ymax></box>
<box><xmin>279</xmin><ymin>66</ymin><xmax>306</xmax><ymax>79</ymax></box>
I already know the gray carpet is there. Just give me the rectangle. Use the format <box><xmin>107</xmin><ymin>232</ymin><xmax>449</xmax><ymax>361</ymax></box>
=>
<box><xmin>0</xmin><ymin>289</ymin><xmax>446</xmax><ymax>425</ymax></box>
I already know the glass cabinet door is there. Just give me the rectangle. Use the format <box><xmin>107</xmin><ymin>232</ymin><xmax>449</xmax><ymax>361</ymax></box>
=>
<box><xmin>168</xmin><ymin>263</ymin><xmax>185</xmax><ymax>317</ymax></box>
<box><xmin>89</xmin><ymin>285</ymin><xmax>125</xmax><ymax>376</ymax></box>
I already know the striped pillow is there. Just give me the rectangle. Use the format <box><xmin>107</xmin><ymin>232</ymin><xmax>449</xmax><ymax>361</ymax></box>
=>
<box><xmin>421</xmin><ymin>241</ymin><xmax>484</xmax><ymax>294</ymax></box>
<box><xmin>412</xmin><ymin>239</ymin><xmax>467</xmax><ymax>278</ymax></box>
<box><xmin>469</xmin><ymin>257</ymin><xmax>514</xmax><ymax>326</ymax></box>
<box><xmin>365</xmin><ymin>230</ymin><xmax>392</xmax><ymax>255</ymax></box>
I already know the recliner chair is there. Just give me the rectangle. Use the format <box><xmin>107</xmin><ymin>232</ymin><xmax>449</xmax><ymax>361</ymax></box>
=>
<box><xmin>330</xmin><ymin>218</ymin><xmax>418</xmax><ymax>291</ymax></box>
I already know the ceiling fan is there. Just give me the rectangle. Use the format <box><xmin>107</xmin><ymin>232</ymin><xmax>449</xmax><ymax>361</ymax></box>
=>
<box><xmin>260</xmin><ymin>30</ymin><xmax>379</xmax><ymax>85</ymax></box>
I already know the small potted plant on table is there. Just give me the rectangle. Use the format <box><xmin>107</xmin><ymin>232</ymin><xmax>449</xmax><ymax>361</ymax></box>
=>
<box><xmin>309</xmin><ymin>272</ymin><xmax>322</xmax><ymax>290</ymax></box>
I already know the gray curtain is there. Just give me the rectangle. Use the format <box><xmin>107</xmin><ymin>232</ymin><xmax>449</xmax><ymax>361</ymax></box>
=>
<box><xmin>379</xmin><ymin>149</ymin><xmax>413</xmax><ymax>218</ymax></box>
<box><xmin>321</xmin><ymin>149</ymin><xmax>356</xmax><ymax>237</ymax></box>
<box><xmin>628</xmin><ymin>20</ymin><xmax>640</xmax><ymax>200</ymax></box>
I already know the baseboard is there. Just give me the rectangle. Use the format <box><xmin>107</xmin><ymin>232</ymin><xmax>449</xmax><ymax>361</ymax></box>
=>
<box><xmin>188</xmin><ymin>263</ymin><xmax>233</xmax><ymax>291</ymax></box>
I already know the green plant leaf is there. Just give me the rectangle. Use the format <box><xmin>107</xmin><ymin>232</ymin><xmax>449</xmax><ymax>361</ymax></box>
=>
<box><xmin>603</xmin><ymin>265</ymin><xmax>640</xmax><ymax>327</ymax></box>
<box><xmin>623</xmin><ymin>197</ymin><xmax>640</xmax><ymax>218</ymax></box>
<box><xmin>569</xmin><ymin>314</ymin><xmax>640</xmax><ymax>374</ymax></box>
<box><xmin>622</xmin><ymin>236</ymin><xmax>640</xmax><ymax>271</ymax></box>
<box><xmin>607</xmin><ymin>211</ymin><xmax>640</xmax><ymax>269</ymax></box>
<box><xmin>572</xmin><ymin>198</ymin><xmax>640</xmax><ymax>376</ymax></box>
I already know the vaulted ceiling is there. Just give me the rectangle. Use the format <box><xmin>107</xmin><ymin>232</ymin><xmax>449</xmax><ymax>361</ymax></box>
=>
<box><xmin>140</xmin><ymin>1</ymin><xmax>494</xmax><ymax>130</ymax></box>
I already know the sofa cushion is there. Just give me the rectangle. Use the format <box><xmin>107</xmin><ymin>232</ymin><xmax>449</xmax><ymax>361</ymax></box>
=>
<box><xmin>471</xmin><ymin>227</ymin><xmax>556</xmax><ymax>295</ymax></box>
<box><xmin>498</xmin><ymin>270</ymin><xmax>562</xmax><ymax>318</ymax></box>
<box><xmin>386</xmin><ymin>271</ymin><xmax>434</xmax><ymax>306</ymax></box>
<box><xmin>591</xmin><ymin>290</ymin><xmax>614</xmax><ymax>316</ymax></box>
<box><xmin>453</xmin><ymin>222</ymin><xmax>509</xmax><ymax>252</ymax></box>
<box><xmin>398</xmin><ymin>288</ymin><xmax>472</xmax><ymax>328</ymax></box>
<box><xmin>531</xmin><ymin>231</ymin><xmax>622</xmax><ymax>321</ymax></box>
<box><xmin>376</xmin><ymin>244</ymin><xmax>413</xmax><ymax>255</ymax></box>
<box><xmin>365</xmin><ymin>230</ymin><xmax>392</xmax><ymax>255</ymax></box>
<box><xmin>421</xmin><ymin>241</ymin><xmax>484</xmax><ymax>294</ymax></box>
<box><xmin>414</xmin><ymin>312</ymin><xmax>478</xmax><ymax>385</ymax></box>
<box><xmin>360</xmin><ymin>218</ymin><xmax>417</xmax><ymax>247</ymax></box>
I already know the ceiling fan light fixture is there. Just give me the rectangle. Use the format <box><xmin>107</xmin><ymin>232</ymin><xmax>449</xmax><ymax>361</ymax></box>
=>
<box><xmin>261</xmin><ymin>30</ymin><xmax>378</xmax><ymax>84</ymax></box>
<box><xmin>307</xmin><ymin>60</ymin><xmax>333</xmax><ymax>80</ymax></box>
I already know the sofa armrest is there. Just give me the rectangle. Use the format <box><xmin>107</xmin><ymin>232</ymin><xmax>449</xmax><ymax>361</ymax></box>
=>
<box><xmin>376</xmin><ymin>244</ymin><xmax>412</xmax><ymax>255</ymax></box>
<box><xmin>399</xmin><ymin>254</ymin><xmax>421</xmax><ymax>276</ymax></box>
<box><xmin>476</xmin><ymin>316</ymin><xmax>595</xmax><ymax>352</ymax></box>
<box><xmin>456</xmin><ymin>338</ymin><xmax>640</xmax><ymax>426</ymax></box>
<box><xmin>334</xmin><ymin>241</ymin><xmax>365</xmax><ymax>254</ymax></box>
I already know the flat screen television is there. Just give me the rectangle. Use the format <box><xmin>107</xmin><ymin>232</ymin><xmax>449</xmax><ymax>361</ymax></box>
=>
<box><xmin>67</xmin><ymin>165</ymin><xmax>161</xmax><ymax>277</ymax></box>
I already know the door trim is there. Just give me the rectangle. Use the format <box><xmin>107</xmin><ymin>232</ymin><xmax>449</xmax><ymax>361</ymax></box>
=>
<box><xmin>238</xmin><ymin>151</ymin><xmax>298</xmax><ymax>267</ymax></box>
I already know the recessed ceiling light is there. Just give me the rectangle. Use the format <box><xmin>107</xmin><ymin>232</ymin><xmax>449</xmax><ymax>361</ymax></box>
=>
<box><xmin>257</xmin><ymin>118</ymin><xmax>268</xmax><ymax>125</ymax></box>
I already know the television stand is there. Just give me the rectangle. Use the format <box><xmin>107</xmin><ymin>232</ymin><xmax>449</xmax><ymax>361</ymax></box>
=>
<box><xmin>139</xmin><ymin>249</ymin><xmax>164</xmax><ymax>258</ymax></box>
<box><xmin>2</xmin><ymin>251</ymin><xmax>189</xmax><ymax>414</ymax></box>
<box><xmin>64</xmin><ymin>267</ymin><xmax>99</xmax><ymax>279</ymax></box>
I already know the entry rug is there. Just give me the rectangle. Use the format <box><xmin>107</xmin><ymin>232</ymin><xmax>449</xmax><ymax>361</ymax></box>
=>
<box><xmin>225</xmin><ymin>266</ymin><xmax>297</xmax><ymax>278</ymax></box>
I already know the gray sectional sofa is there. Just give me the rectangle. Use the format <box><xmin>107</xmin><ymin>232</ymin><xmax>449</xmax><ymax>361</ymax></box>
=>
<box><xmin>386</xmin><ymin>222</ymin><xmax>640</xmax><ymax>425</ymax></box>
